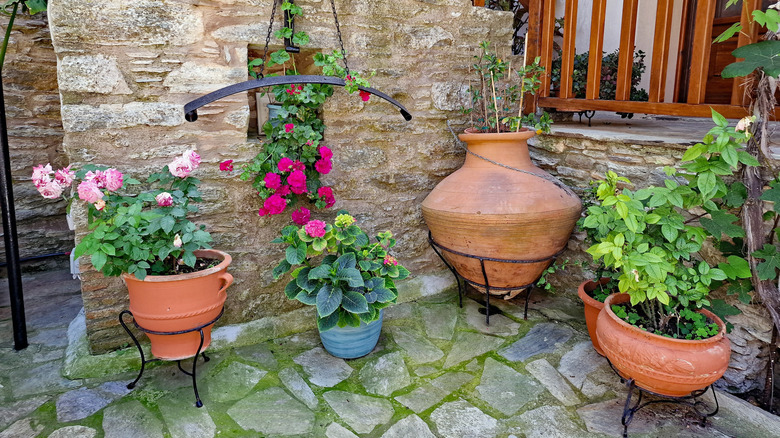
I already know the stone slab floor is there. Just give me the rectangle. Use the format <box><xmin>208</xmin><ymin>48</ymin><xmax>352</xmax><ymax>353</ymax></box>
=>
<box><xmin>3</xmin><ymin>270</ymin><xmax>780</xmax><ymax>437</ymax></box>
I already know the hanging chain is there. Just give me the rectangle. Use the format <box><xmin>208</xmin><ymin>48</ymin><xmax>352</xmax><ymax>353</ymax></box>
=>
<box><xmin>445</xmin><ymin>121</ymin><xmax>579</xmax><ymax>199</ymax></box>
<box><xmin>258</xmin><ymin>0</ymin><xmax>280</xmax><ymax>79</ymax></box>
<box><xmin>328</xmin><ymin>0</ymin><xmax>350</xmax><ymax>77</ymax></box>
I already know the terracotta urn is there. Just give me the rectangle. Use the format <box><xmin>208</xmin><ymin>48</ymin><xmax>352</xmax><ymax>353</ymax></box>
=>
<box><xmin>421</xmin><ymin>130</ymin><xmax>581</xmax><ymax>294</ymax></box>
<box><xmin>122</xmin><ymin>249</ymin><xmax>233</xmax><ymax>361</ymax></box>
<box><xmin>578</xmin><ymin>279</ymin><xmax>608</xmax><ymax>356</ymax></box>
<box><xmin>596</xmin><ymin>293</ymin><xmax>731</xmax><ymax>397</ymax></box>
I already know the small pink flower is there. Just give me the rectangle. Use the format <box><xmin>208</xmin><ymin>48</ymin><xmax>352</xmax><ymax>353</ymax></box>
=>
<box><xmin>276</xmin><ymin>185</ymin><xmax>291</xmax><ymax>196</ymax></box>
<box><xmin>220</xmin><ymin>160</ymin><xmax>234</xmax><ymax>172</ymax></box>
<box><xmin>285</xmin><ymin>123</ymin><xmax>295</xmax><ymax>133</ymax></box>
<box><xmin>304</xmin><ymin>220</ymin><xmax>327</xmax><ymax>238</ymax></box>
<box><xmin>31</xmin><ymin>164</ymin><xmax>53</xmax><ymax>188</ymax></box>
<box><xmin>85</xmin><ymin>170</ymin><xmax>106</xmax><ymax>188</ymax></box>
<box><xmin>173</xmin><ymin>234</ymin><xmax>183</xmax><ymax>248</ymax></box>
<box><xmin>291</xmin><ymin>207</ymin><xmax>311</xmax><ymax>225</ymax></box>
<box><xmin>383</xmin><ymin>255</ymin><xmax>398</xmax><ymax>266</ymax></box>
<box><xmin>359</xmin><ymin>90</ymin><xmax>371</xmax><ymax>102</ymax></box>
<box><xmin>94</xmin><ymin>199</ymin><xmax>106</xmax><ymax>211</ymax></box>
<box><xmin>264</xmin><ymin>194</ymin><xmax>287</xmax><ymax>215</ymax></box>
<box><xmin>184</xmin><ymin>150</ymin><xmax>201</xmax><ymax>169</ymax></box>
<box><xmin>102</xmin><ymin>168</ymin><xmax>123</xmax><ymax>192</ymax></box>
<box><xmin>318</xmin><ymin>186</ymin><xmax>335</xmax><ymax>208</ymax></box>
<box><xmin>319</xmin><ymin>146</ymin><xmax>333</xmax><ymax>160</ymax></box>
<box><xmin>314</xmin><ymin>159</ymin><xmax>332</xmax><ymax>175</ymax></box>
<box><xmin>54</xmin><ymin>166</ymin><xmax>75</xmax><ymax>187</ymax></box>
<box><xmin>736</xmin><ymin>116</ymin><xmax>754</xmax><ymax>132</ymax></box>
<box><xmin>278</xmin><ymin>157</ymin><xmax>294</xmax><ymax>173</ymax></box>
<box><xmin>264</xmin><ymin>172</ymin><xmax>282</xmax><ymax>190</ymax></box>
<box><xmin>156</xmin><ymin>192</ymin><xmax>173</xmax><ymax>207</ymax></box>
<box><xmin>77</xmin><ymin>180</ymin><xmax>104</xmax><ymax>204</ymax></box>
<box><xmin>291</xmin><ymin>160</ymin><xmax>305</xmax><ymax>172</ymax></box>
<box><xmin>38</xmin><ymin>181</ymin><xmax>63</xmax><ymax>199</ymax></box>
<box><xmin>169</xmin><ymin>156</ymin><xmax>193</xmax><ymax>178</ymax></box>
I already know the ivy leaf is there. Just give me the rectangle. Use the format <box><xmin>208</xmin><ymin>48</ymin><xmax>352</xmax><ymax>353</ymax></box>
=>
<box><xmin>269</xmin><ymin>49</ymin><xmax>291</xmax><ymax>67</ymax></box>
<box><xmin>722</xmin><ymin>40</ymin><xmax>780</xmax><ymax>78</ymax></box>
<box><xmin>718</xmin><ymin>255</ymin><xmax>752</xmax><ymax>280</ymax></box>
<box><xmin>761</xmin><ymin>185</ymin><xmax>780</xmax><ymax>213</ymax></box>
<box><xmin>727</xmin><ymin>279</ymin><xmax>753</xmax><ymax>304</ymax></box>
<box><xmin>753</xmin><ymin>244</ymin><xmax>780</xmax><ymax>281</ymax></box>
<box><xmin>292</xmin><ymin>31</ymin><xmax>309</xmax><ymax>46</ymax></box>
<box><xmin>707</xmin><ymin>299</ymin><xmax>741</xmax><ymax>329</ymax></box>
<box><xmin>700</xmin><ymin>209</ymin><xmax>745</xmax><ymax>240</ymax></box>
<box><xmin>724</xmin><ymin>182</ymin><xmax>747</xmax><ymax>208</ymax></box>
<box><xmin>340</xmin><ymin>290</ymin><xmax>369</xmax><ymax>314</ymax></box>
<box><xmin>316</xmin><ymin>284</ymin><xmax>342</xmax><ymax>317</ymax></box>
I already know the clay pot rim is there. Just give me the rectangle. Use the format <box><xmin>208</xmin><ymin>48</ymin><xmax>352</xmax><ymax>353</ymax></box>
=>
<box><xmin>578</xmin><ymin>278</ymin><xmax>608</xmax><ymax>309</ymax></box>
<box><xmin>602</xmin><ymin>293</ymin><xmax>727</xmax><ymax>344</ymax></box>
<box><xmin>460</xmin><ymin>128</ymin><xmax>536</xmax><ymax>142</ymax></box>
<box><xmin>121</xmin><ymin>249</ymin><xmax>231</xmax><ymax>283</ymax></box>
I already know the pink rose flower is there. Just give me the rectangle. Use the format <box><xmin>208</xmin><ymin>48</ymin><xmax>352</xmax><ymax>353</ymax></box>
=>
<box><xmin>54</xmin><ymin>166</ymin><xmax>75</xmax><ymax>187</ymax></box>
<box><xmin>319</xmin><ymin>146</ymin><xmax>333</xmax><ymax>160</ymax></box>
<box><xmin>94</xmin><ymin>199</ymin><xmax>106</xmax><ymax>211</ymax></box>
<box><xmin>38</xmin><ymin>181</ymin><xmax>63</xmax><ymax>199</ymax></box>
<box><xmin>102</xmin><ymin>168</ymin><xmax>124</xmax><ymax>192</ymax></box>
<box><xmin>318</xmin><ymin>186</ymin><xmax>335</xmax><ymax>208</ymax></box>
<box><xmin>169</xmin><ymin>156</ymin><xmax>193</xmax><ymax>178</ymax></box>
<box><xmin>291</xmin><ymin>207</ymin><xmax>311</xmax><ymax>225</ymax></box>
<box><xmin>285</xmin><ymin>123</ymin><xmax>295</xmax><ymax>133</ymax></box>
<box><xmin>84</xmin><ymin>170</ymin><xmax>106</xmax><ymax>188</ymax></box>
<box><xmin>156</xmin><ymin>192</ymin><xmax>173</xmax><ymax>207</ymax></box>
<box><xmin>276</xmin><ymin>185</ymin><xmax>291</xmax><ymax>196</ymax></box>
<box><xmin>264</xmin><ymin>172</ymin><xmax>282</xmax><ymax>190</ymax></box>
<box><xmin>263</xmin><ymin>194</ymin><xmax>287</xmax><ymax>215</ymax></box>
<box><xmin>220</xmin><ymin>160</ymin><xmax>234</xmax><ymax>171</ymax></box>
<box><xmin>359</xmin><ymin>90</ymin><xmax>371</xmax><ymax>102</ymax></box>
<box><xmin>77</xmin><ymin>180</ymin><xmax>104</xmax><ymax>204</ymax></box>
<box><xmin>314</xmin><ymin>158</ymin><xmax>332</xmax><ymax>175</ymax></box>
<box><xmin>184</xmin><ymin>150</ymin><xmax>201</xmax><ymax>169</ymax></box>
<box><xmin>304</xmin><ymin>220</ymin><xmax>327</xmax><ymax>238</ymax></box>
<box><xmin>31</xmin><ymin>164</ymin><xmax>53</xmax><ymax>188</ymax></box>
<box><xmin>278</xmin><ymin>157</ymin><xmax>294</xmax><ymax>173</ymax></box>
<box><xmin>291</xmin><ymin>160</ymin><xmax>305</xmax><ymax>172</ymax></box>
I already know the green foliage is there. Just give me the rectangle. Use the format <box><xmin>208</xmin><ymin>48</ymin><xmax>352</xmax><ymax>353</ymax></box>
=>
<box><xmin>1</xmin><ymin>0</ymin><xmax>46</xmax><ymax>15</ymax></box>
<box><xmin>722</xmin><ymin>41</ymin><xmax>780</xmax><ymax>78</ymax></box>
<box><xmin>535</xmin><ymin>259</ymin><xmax>568</xmax><ymax>293</ymax></box>
<box><xmin>273</xmin><ymin>213</ymin><xmax>409</xmax><ymax>329</ymax></box>
<box><xmin>550</xmin><ymin>48</ymin><xmax>649</xmax><ymax>102</ymax></box>
<box><xmin>462</xmin><ymin>41</ymin><xmax>552</xmax><ymax>134</ymax></box>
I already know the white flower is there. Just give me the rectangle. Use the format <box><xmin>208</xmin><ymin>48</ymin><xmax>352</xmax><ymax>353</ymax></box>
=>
<box><xmin>173</xmin><ymin>234</ymin><xmax>183</xmax><ymax>248</ymax></box>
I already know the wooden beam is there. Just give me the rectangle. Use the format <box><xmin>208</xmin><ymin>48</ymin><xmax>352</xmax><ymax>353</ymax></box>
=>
<box><xmin>649</xmin><ymin>0</ymin><xmax>674</xmax><ymax>102</ymax></box>
<box><xmin>586</xmin><ymin>0</ymin><xmax>607</xmax><ymax>100</ymax></box>
<box><xmin>537</xmin><ymin>97</ymin><xmax>779</xmax><ymax>119</ymax></box>
<box><xmin>472</xmin><ymin>0</ymin><xmax>486</xmax><ymax>6</ymax></box>
<box><xmin>540</xmin><ymin>0</ymin><xmax>557</xmax><ymax>98</ymax></box>
<box><xmin>673</xmin><ymin>0</ymin><xmax>693</xmax><ymax>103</ymax></box>
<box><xmin>559</xmin><ymin>0</ymin><xmax>579</xmax><ymax>99</ymax></box>
<box><xmin>616</xmin><ymin>0</ymin><xmax>639</xmax><ymax>101</ymax></box>
<box><xmin>731</xmin><ymin>0</ymin><xmax>761</xmax><ymax>106</ymax></box>
<box><xmin>687</xmin><ymin>0</ymin><xmax>716</xmax><ymax>104</ymax></box>
<box><xmin>525</xmin><ymin>0</ymin><xmax>542</xmax><ymax>114</ymax></box>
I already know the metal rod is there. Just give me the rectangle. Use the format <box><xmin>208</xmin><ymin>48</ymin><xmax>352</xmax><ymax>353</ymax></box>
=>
<box><xmin>0</xmin><ymin>68</ymin><xmax>26</xmax><ymax>350</ymax></box>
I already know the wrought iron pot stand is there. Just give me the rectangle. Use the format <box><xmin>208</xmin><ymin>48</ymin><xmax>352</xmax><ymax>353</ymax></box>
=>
<box><xmin>606</xmin><ymin>359</ymin><xmax>719</xmax><ymax>437</ymax></box>
<box><xmin>119</xmin><ymin>309</ymin><xmax>224</xmax><ymax>408</ymax></box>
<box><xmin>427</xmin><ymin>231</ymin><xmax>563</xmax><ymax>324</ymax></box>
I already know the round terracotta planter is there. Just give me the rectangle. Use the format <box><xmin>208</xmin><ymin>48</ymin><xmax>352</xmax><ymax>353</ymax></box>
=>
<box><xmin>421</xmin><ymin>130</ymin><xmax>581</xmax><ymax>294</ymax></box>
<box><xmin>578</xmin><ymin>279</ymin><xmax>608</xmax><ymax>356</ymax></box>
<box><xmin>596</xmin><ymin>293</ymin><xmax>731</xmax><ymax>397</ymax></box>
<box><xmin>122</xmin><ymin>249</ymin><xmax>233</xmax><ymax>361</ymax></box>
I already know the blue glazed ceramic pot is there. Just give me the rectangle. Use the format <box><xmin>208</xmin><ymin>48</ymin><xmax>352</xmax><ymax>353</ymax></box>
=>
<box><xmin>319</xmin><ymin>311</ymin><xmax>383</xmax><ymax>359</ymax></box>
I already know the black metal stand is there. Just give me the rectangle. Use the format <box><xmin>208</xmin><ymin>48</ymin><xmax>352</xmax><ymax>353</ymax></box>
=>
<box><xmin>427</xmin><ymin>231</ymin><xmax>561</xmax><ymax>325</ymax></box>
<box><xmin>119</xmin><ymin>309</ymin><xmax>224</xmax><ymax>408</ymax></box>
<box><xmin>606</xmin><ymin>359</ymin><xmax>719</xmax><ymax>437</ymax></box>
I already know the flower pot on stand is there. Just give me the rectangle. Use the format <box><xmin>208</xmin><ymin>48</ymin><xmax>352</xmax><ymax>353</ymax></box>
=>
<box><xmin>422</xmin><ymin>130</ymin><xmax>581</xmax><ymax>295</ymax></box>
<box><xmin>318</xmin><ymin>310</ymin><xmax>383</xmax><ymax>359</ymax></box>
<box><xmin>122</xmin><ymin>249</ymin><xmax>233</xmax><ymax>361</ymax></box>
<box><xmin>596</xmin><ymin>293</ymin><xmax>731</xmax><ymax>397</ymax></box>
<box><xmin>578</xmin><ymin>279</ymin><xmax>608</xmax><ymax>356</ymax></box>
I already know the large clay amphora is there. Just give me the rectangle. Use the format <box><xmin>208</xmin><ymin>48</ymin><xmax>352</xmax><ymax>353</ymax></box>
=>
<box><xmin>421</xmin><ymin>130</ymin><xmax>581</xmax><ymax>295</ymax></box>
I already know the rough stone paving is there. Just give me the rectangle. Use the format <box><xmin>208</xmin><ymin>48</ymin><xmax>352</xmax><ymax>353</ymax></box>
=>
<box><xmin>3</xmin><ymin>272</ymin><xmax>780</xmax><ymax>437</ymax></box>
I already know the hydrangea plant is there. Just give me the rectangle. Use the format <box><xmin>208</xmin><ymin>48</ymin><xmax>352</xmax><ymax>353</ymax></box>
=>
<box><xmin>272</xmin><ymin>213</ymin><xmax>409</xmax><ymax>331</ymax></box>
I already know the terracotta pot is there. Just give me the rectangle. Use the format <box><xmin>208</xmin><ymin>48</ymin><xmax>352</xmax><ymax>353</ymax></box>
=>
<box><xmin>578</xmin><ymin>279</ymin><xmax>608</xmax><ymax>356</ymax></box>
<box><xmin>122</xmin><ymin>249</ymin><xmax>233</xmax><ymax>361</ymax></box>
<box><xmin>421</xmin><ymin>130</ymin><xmax>581</xmax><ymax>294</ymax></box>
<box><xmin>596</xmin><ymin>293</ymin><xmax>731</xmax><ymax>397</ymax></box>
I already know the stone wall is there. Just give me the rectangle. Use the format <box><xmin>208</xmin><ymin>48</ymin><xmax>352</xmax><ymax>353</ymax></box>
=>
<box><xmin>48</xmin><ymin>0</ymin><xmax>514</xmax><ymax>353</ymax></box>
<box><xmin>0</xmin><ymin>11</ymin><xmax>69</xmax><ymax>271</ymax></box>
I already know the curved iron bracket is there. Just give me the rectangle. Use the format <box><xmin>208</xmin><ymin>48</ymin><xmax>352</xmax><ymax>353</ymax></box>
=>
<box><xmin>183</xmin><ymin>75</ymin><xmax>412</xmax><ymax>123</ymax></box>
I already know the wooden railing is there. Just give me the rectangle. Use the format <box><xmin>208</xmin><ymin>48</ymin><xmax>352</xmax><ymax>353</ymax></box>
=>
<box><xmin>522</xmin><ymin>0</ymin><xmax>773</xmax><ymax>119</ymax></box>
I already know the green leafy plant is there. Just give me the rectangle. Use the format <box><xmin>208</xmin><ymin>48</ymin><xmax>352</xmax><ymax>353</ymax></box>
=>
<box><xmin>462</xmin><ymin>41</ymin><xmax>552</xmax><ymax>134</ymax></box>
<box><xmin>272</xmin><ymin>213</ymin><xmax>409</xmax><ymax>331</ymax></box>
<box><xmin>33</xmin><ymin>151</ymin><xmax>213</xmax><ymax>280</ymax></box>
<box><xmin>550</xmin><ymin>48</ymin><xmax>649</xmax><ymax>102</ymax></box>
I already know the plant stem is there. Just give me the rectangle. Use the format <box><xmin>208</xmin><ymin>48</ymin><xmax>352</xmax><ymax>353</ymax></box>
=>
<box><xmin>490</xmin><ymin>72</ymin><xmax>499</xmax><ymax>133</ymax></box>
<box><xmin>516</xmin><ymin>36</ymin><xmax>529</xmax><ymax>132</ymax></box>
<box><xmin>0</xmin><ymin>2</ymin><xmax>19</xmax><ymax>69</ymax></box>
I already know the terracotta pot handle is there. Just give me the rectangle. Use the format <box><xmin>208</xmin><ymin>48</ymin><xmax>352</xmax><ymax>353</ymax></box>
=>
<box><xmin>217</xmin><ymin>272</ymin><xmax>233</xmax><ymax>299</ymax></box>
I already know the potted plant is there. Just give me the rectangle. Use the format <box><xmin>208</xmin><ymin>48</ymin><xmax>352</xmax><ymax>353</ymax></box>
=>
<box><xmin>272</xmin><ymin>212</ymin><xmax>409</xmax><ymax>358</ymax></box>
<box><xmin>32</xmin><ymin>150</ymin><xmax>233</xmax><ymax>360</ymax></box>
<box><xmin>421</xmin><ymin>40</ymin><xmax>581</xmax><ymax>296</ymax></box>
<box><xmin>582</xmin><ymin>170</ymin><xmax>732</xmax><ymax>396</ymax></box>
